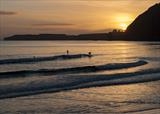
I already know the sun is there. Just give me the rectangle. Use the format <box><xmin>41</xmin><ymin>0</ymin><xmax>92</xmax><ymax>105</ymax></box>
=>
<box><xmin>115</xmin><ymin>13</ymin><xmax>133</xmax><ymax>31</ymax></box>
<box><xmin>120</xmin><ymin>23</ymin><xmax>128</xmax><ymax>31</ymax></box>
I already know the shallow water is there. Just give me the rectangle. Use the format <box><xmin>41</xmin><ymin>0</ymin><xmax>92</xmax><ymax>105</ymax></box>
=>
<box><xmin>0</xmin><ymin>41</ymin><xmax>160</xmax><ymax>113</ymax></box>
<box><xmin>0</xmin><ymin>81</ymin><xmax>159</xmax><ymax>114</ymax></box>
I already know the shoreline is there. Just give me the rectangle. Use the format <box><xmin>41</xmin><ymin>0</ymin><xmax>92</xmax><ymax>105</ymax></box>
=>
<box><xmin>127</xmin><ymin>109</ymin><xmax>160</xmax><ymax>114</ymax></box>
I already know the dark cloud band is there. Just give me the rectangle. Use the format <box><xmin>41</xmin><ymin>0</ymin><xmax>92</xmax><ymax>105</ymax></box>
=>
<box><xmin>0</xmin><ymin>11</ymin><xmax>17</xmax><ymax>15</ymax></box>
<box><xmin>32</xmin><ymin>23</ymin><xmax>74</xmax><ymax>26</ymax></box>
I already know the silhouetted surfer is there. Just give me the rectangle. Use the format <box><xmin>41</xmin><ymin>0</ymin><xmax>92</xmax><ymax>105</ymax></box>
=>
<box><xmin>67</xmin><ymin>50</ymin><xmax>69</xmax><ymax>55</ymax></box>
<box><xmin>88</xmin><ymin>52</ymin><xmax>92</xmax><ymax>57</ymax></box>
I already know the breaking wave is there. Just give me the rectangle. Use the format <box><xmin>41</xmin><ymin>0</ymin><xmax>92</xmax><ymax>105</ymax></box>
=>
<box><xmin>0</xmin><ymin>54</ymin><xmax>92</xmax><ymax>65</ymax></box>
<box><xmin>0</xmin><ymin>68</ymin><xmax>160</xmax><ymax>99</ymax></box>
<box><xmin>0</xmin><ymin>59</ymin><xmax>160</xmax><ymax>99</ymax></box>
<box><xmin>0</xmin><ymin>60</ymin><xmax>148</xmax><ymax>78</ymax></box>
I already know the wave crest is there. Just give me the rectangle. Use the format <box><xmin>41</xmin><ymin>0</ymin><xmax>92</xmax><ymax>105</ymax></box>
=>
<box><xmin>0</xmin><ymin>68</ymin><xmax>160</xmax><ymax>99</ymax></box>
<box><xmin>0</xmin><ymin>60</ymin><xmax>148</xmax><ymax>78</ymax></box>
<box><xmin>0</xmin><ymin>54</ymin><xmax>92</xmax><ymax>65</ymax></box>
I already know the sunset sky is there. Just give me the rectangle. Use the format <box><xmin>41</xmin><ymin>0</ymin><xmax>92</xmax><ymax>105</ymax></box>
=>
<box><xmin>0</xmin><ymin>0</ymin><xmax>159</xmax><ymax>39</ymax></box>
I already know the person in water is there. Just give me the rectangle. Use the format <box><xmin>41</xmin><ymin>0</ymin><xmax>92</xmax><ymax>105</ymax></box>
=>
<box><xmin>67</xmin><ymin>50</ymin><xmax>69</xmax><ymax>55</ymax></box>
<box><xmin>88</xmin><ymin>52</ymin><xmax>92</xmax><ymax>57</ymax></box>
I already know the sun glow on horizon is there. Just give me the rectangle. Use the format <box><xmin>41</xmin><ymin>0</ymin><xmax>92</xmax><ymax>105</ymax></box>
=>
<box><xmin>120</xmin><ymin>23</ymin><xmax>128</xmax><ymax>31</ymax></box>
<box><xmin>115</xmin><ymin>14</ymin><xmax>133</xmax><ymax>31</ymax></box>
<box><xmin>0</xmin><ymin>0</ymin><xmax>159</xmax><ymax>38</ymax></box>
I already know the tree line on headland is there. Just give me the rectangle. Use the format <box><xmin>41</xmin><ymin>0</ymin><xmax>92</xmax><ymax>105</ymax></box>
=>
<box><xmin>4</xmin><ymin>3</ymin><xmax>160</xmax><ymax>41</ymax></box>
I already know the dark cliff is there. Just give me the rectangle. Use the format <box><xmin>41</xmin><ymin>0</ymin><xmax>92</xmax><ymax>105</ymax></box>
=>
<box><xmin>125</xmin><ymin>3</ymin><xmax>160</xmax><ymax>41</ymax></box>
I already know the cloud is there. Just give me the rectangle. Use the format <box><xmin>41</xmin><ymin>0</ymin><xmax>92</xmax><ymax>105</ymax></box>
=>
<box><xmin>32</xmin><ymin>22</ymin><xmax>75</xmax><ymax>27</ymax></box>
<box><xmin>93</xmin><ymin>28</ymin><xmax>113</xmax><ymax>33</ymax></box>
<box><xmin>0</xmin><ymin>11</ymin><xmax>17</xmax><ymax>15</ymax></box>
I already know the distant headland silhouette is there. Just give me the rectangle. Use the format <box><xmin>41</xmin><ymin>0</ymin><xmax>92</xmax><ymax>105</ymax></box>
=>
<box><xmin>4</xmin><ymin>3</ymin><xmax>160</xmax><ymax>41</ymax></box>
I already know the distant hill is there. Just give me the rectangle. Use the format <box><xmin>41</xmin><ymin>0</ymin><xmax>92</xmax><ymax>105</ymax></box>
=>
<box><xmin>125</xmin><ymin>3</ymin><xmax>160</xmax><ymax>41</ymax></box>
<box><xmin>4</xmin><ymin>34</ymin><xmax>69</xmax><ymax>40</ymax></box>
<box><xmin>4</xmin><ymin>33</ymin><xmax>110</xmax><ymax>40</ymax></box>
<box><xmin>4</xmin><ymin>3</ymin><xmax>160</xmax><ymax>41</ymax></box>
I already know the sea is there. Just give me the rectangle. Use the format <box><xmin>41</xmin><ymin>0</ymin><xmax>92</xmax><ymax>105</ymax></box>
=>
<box><xmin>0</xmin><ymin>41</ymin><xmax>160</xmax><ymax>114</ymax></box>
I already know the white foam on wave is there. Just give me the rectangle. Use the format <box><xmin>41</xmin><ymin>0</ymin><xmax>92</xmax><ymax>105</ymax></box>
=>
<box><xmin>0</xmin><ymin>67</ymin><xmax>160</xmax><ymax>99</ymax></box>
